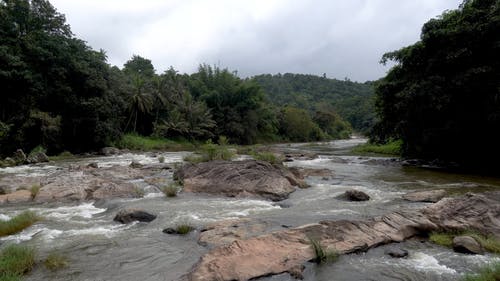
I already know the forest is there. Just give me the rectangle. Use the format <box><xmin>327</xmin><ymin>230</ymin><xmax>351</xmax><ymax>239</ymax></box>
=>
<box><xmin>371</xmin><ymin>0</ymin><xmax>499</xmax><ymax>171</ymax></box>
<box><xmin>0</xmin><ymin>0</ymin><xmax>365</xmax><ymax>157</ymax></box>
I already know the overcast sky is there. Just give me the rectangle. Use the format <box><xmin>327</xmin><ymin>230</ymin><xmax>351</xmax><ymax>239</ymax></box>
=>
<box><xmin>50</xmin><ymin>0</ymin><xmax>462</xmax><ymax>82</ymax></box>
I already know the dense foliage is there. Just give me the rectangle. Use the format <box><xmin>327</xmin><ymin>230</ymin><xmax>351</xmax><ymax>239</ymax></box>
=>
<box><xmin>371</xmin><ymin>0</ymin><xmax>500</xmax><ymax>170</ymax></box>
<box><xmin>252</xmin><ymin>73</ymin><xmax>375</xmax><ymax>133</ymax></box>
<box><xmin>0</xmin><ymin>0</ymin><xmax>370</xmax><ymax>157</ymax></box>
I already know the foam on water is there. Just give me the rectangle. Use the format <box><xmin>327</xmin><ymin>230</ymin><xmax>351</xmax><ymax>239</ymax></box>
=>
<box><xmin>31</xmin><ymin>202</ymin><xmax>106</xmax><ymax>220</ymax></box>
<box><xmin>404</xmin><ymin>252</ymin><xmax>457</xmax><ymax>274</ymax></box>
<box><xmin>0</xmin><ymin>214</ymin><xmax>11</xmax><ymax>221</ymax></box>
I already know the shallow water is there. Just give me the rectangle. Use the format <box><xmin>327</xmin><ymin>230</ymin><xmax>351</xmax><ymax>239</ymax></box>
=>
<box><xmin>1</xmin><ymin>139</ymin><xmax>499</xmax><ymax>281</ymax></box>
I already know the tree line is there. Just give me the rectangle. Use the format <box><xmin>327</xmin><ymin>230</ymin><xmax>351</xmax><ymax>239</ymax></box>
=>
<box><xmin>0</xmin><ymin>0</ymin><xmax>363</xmax><ymax>157</ymax></box>
<box><xmin>371</xmin><ymin>0</ymin><xmax>499</xmax><ymax>171</ymax></box>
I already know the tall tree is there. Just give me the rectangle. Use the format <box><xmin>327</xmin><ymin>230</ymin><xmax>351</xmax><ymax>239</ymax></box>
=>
<box><xmin>372</xmin><ymin>0</ymin><xmax>500</xmax><ymax>170</ymax></box>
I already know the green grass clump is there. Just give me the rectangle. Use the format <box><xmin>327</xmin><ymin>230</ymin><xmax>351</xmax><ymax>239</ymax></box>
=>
<box><xmin>29</xmin><ymin>185</ymin><xmax>40</xmax><ymax>200</ymax></box>
<box><xmin>0</xmin><ymin>245</ymin><xmax>35</xmax><ymax>278</ymax></box>
<box><xmin>162</xmin><ymin>184</ymin><xmax>179</xmax><ymax>197</ymax></box>
<box><xmin>429</xmin><ymin>231</ymin><xmax>500</xmax><ymax>254</ymax></box>
<box><xmin>115</xmin><ymin>133</ymin><xmax>195</xmax><ymax>151</ymax></box>
<box><xmin>183</xmin><ymin>140</ymin><xmax>235</xmax><ymax>163</ymax></box>
<box><xmin>44</xmin><ymin>252</ymin><xmax>68</xmax><ymax>271</ymax></box>
<box><xmin>309</xmin><ymin>238</ymin><xmax>338</xmax><ymax>264</ymax></box>
<box><xmin>463</xmin><ymin>262</ymin><xmax>500</xmax><ymax>281</ymax></box>
<box><xmin>158</xmin><ymin>156</ymin><xmax>165</xmax><ymax>163</ymax></box>
<box><xmin>48</xmin><ymin>151</ymin><xmax>75</xmax><ymax>161</ymax></box>
<box><xmin>251</xmin><ymin>151</ymin><xmax>283</xmax><ymax>164</ymax></box>
<box><xmin>352</xmin><ymin>139</ymin><xmax>402</xmax><ymax>156</ymax></box>
<box><xmin>0</xmin><ymin>212</ymin><xmax>40</xmax><ymax>237</ymax></box>
<box><xmin>175</xmin><ymin>224</ymin><xmax>194</xmax><ymax>235</ymax></box>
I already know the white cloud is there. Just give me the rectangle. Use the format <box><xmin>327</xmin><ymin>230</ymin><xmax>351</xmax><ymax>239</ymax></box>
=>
<box><xmin>50</xmin><ymin>0</ymin><xmax>462</xmax><ymax>81</ymax></box>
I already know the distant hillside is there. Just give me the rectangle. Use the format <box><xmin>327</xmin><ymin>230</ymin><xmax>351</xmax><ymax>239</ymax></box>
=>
<box><xmin>252</xmin><ymin>73</ymin><xmax>376</xmax><ymax>133</ymax></box>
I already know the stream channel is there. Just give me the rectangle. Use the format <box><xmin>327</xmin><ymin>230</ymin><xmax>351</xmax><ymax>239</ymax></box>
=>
<box><xmin>1</xmin><ymin>138</ymin><xmax>499</xmax><ymax>281</ymax></box>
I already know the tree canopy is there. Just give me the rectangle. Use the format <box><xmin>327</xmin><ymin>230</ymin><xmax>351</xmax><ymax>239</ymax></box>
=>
<box><xmin>371</xmin><ymin>0</ymin><xmax>500</xmax><ymax>170</ymax></box>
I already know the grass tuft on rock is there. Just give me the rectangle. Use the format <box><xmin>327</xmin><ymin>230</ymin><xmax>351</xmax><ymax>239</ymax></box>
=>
<box><xmin>29</xmin><ymin>185</ymin><xmax>40</xmax><ymax>200</ymax></box>
<box><xmin>175</xmin><ymin>224</ymin><xmax>194</xmax><ymax>235</ymax></box>
<box><xmin>183</xmin><ymin>140</ymin><xmax>235</xmax><ymax>163</ymax></box>
<box><xmin>44</xmin><ymin>252</ymin><xmax>68</xmax><ymax>271</ymax></box>
<box><xmin>429</xmin><ymin>230</ymin><xmax>500</xmax><ymax>254</ymax></box>
<box><xmin>251</xmin><ymin>151</ymin><xmax>283</xmax><ymax>164</ymax></box>
<box><xmin>0</xmin><ymin>245</ymin><xmax>35</xmax><ymax>278</ymax></box>
<box><xmin>463</xmin><ymin>262</ymin><xmax>500</xmax><ymax>281</ymax></box>
<box><xmin>309</xmin><ymin>238</ymin><xmax>338</xmax><ymax>264</ymax></box>
<box><xmin>0</xmin><ymin>211</ymin><xmax>41</xmax><ymax>237</ymax></box>
<box><xmin>162</xmin><ymin>184</ymin><xmax>179</xmax><ymax>197</ymax></box>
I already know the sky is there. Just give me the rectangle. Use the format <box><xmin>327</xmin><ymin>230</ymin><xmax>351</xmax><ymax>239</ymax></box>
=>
<box><xmin>50</xmin><ymin>0</ymin><xmax>462</xmax><ymax>82</ymax></box>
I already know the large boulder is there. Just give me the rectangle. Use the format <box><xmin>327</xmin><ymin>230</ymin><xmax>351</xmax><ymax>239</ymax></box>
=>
<box><xmin>186</xmin><ymin>193</ymin><xmax>500</xmax><ymax>280</ymax></box>
<box><xmin>174</xmin><ymin>160</ymin><xmax>302</xmax><ymax>201</ymax></box>
<box><xmin>453</xmin><ymin>236</ymin><xmax>483</xmax><ymax>254</ymax></box>
<box><xmin>26</xmin><ymin>152</ymin><xmax>49</xmax><ymax>164</ymax></box>
<box><xmin>403</xmin><ymin>189</ymin><xmax>446</xmax><ymax>203</ymax></box>
<box><xmin>422</xmin><ymin>193</ymin><xmax>500</xmax><ymax>238</ymax></box>
<box><xmin>12</xmin><ymin>149</ymin><xmax>27</xmax><ymax>164</ymax></box>
<box><xmin>114</xmin><ymin>209</ymin><xmax>156</xmax><ymax>224</ymax></box>
<box><xmin>100</xmin><ymin>147</ymin><xmax>120</xmax><ymax>156</ymax></box>
<box><xmin>0</xmin><ymin>190</ymin><xmax>32</xmax><ymax>204</ymax></box>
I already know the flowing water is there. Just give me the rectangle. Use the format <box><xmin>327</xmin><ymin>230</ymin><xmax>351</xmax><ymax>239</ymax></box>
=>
<box><xmin>0</xmin><ymin>138</ymin><xmax>499</xmax><ymax>281</ymax></box>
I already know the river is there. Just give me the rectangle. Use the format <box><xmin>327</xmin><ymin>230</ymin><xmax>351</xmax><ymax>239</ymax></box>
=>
<box><xmin>0</xmin><ymin>138</ymin><xmax>499</xmax><ymax>281</ymax></box>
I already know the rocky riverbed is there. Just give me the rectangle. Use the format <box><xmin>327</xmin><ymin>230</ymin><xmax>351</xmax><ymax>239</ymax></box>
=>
<box><xmin>0</xmin><ymin>138</ymin><xmax>499</xmax><ymax>281</ymax></box>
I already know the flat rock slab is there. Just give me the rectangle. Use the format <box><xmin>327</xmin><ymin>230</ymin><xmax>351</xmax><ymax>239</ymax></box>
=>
<box><xmin>175</xmin><ymin>160</ymin><xmax>303</xmax><ymax>201</ymax></box>
<box><xmin>186</xmin><ymin>193</ymin><xmax>499</xmax><ymax>280</ymax></box>
<box><xmin>403</xmin><ymin>189</ymin><xmax>446</xmax><ymax>203</ymax></box>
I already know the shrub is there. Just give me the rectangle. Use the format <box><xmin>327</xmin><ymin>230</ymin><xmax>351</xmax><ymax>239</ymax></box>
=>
<box><xmin>48</xmin><ymin>151</ymin><xmax>74</xmax><ymax>161</ymax></box>
<box><xmin>0</xmin><ymin>211</ymin><xmax>41</xmax><ymax>237</ymax></box>
<box><xmin>463</xmin><ymin>262</ymin><xmax>500</xmax><ymax>281</ymax></box>
<box><xmin>133</xmin><ymin>187</ymin><xmax>145</xmax><ymax>198</ymax></box>
<box><xmin>175</xmin><ymin>224</ymin><xmax>194</xmax><ymax>235</ymax></box>
<box><xmin>44</xmin><ymin>252</ymin><xmax>68</xmax><ymax>271</ymax></box>
<box><xmin>252</xmin><ymin>151</ymin><xmax>283</xmax><ymax>164</ymax></box>
<box><xmin>115</xmin><ymin>133</ymin><xmax>195</xmax><ymax>151</ymax></box>
<box><xmin>29</xmin><ymin>185</ymin><xmax>40</xmax><ymax>200</ymax></box>
<box><xmin>158</xmin><ymin>156</ymin><xmax>165</xmax><ymax>163</ymax></box>
<box><xmin>309</xmin><ymin>238</ymin><xmax>338</xmax><ymax>264</ymax></box>
<box><xmin>183</xmin><ymin>140</ymin><xmax>235</xmax><ymax>163</ymax></box>
<box><xmin>351</xmin><ymin>139</ymin><xmax>402</xmax><ymax>156</ymax></box>
<box><xmin>162</xmin><ymin>184</ymin><xmax>179</xmax><ymax>197</ymax></box>
<box><xmin>0</xmin><ymin>245</ymin><xmax>35</xmax><ymax>277</ymax></box>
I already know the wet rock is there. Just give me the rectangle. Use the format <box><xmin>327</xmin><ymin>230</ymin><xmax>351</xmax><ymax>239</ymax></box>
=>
<box><xmin>422</xmin><ymin>193</ymin><xmax>500</xmax><ymax>238</ymax></box>
<box><xmin>174</xmin><ymin>160</ymin><xmax>302</xmax><ymax>201</ymax></box>
<box><xmin>0</xmin><ymin>186</ymin><xmax>6</xmax><ymax>195</ymax></box>
<box><xmin>26</xmin><ymin>152</ymin><xmax>49</xmax><ymax>164</ymax></box>
<box><xmin>187</xmin><ymin>193</ymin><xmax>500</xmax><ymax>280</ymax></box>
<box><xmin>12</xmin><ymin>149</ymin><xmax>27</xmax><ymax>164</ymax></box>
<box><xmin>100</xmin><ymin>147</ymin><xmax>120</xmax><ymax>156</ymax></box>
<box><xmin>0</xmin><ymin>190</ymin><xmax>32</xmax><ymax>204</ymax></box>
<box><xmin>198</xmin><ymin>219</ymin><xmax>270</xmax><ymax>247</ymax></box>
<box><xmin>2</xmin><ymin>157</ymin><xmax>16</xmax><ymax>167</ymax></box>
<box><xmin>403</xmin><ymin>189</ymin><xmax>446</xmax><ymax>203</ymax></box>
<box><xmin>187</xmin><ymin>211</ymin><xmax>438</xmax><ymax>281</ymax></box>
<box><xmin>385</xmin><ymin>247</ymin><xmax>409</xmax><ymax>258</ymax></box>
<box><xmin>298</xmin><ymin>168</ymin><xmax>333</xmax><ymax>178</ymax></box>
<box><xmin>87</xmin><ymin>162</ymin><xmax>98</xmax><ymax>168</ymax></box>
<box><xmin>114</xmin><ymin>209</ymin><xmax>156</xmax><ymax>224</ymax></box>
<box><xmin>453</xmin><ymin>236</ymin><xmax>483</xmax><ymax>254</ymax></box>
<box><xmin>162</xmin><ymin>228</ymin><xmax>178</xmax><ymax>234</ymax></box>
<box><xmin>129</xmin><ymin>161</ymin><xmax>143</xmax><ymax>168</ymax></box>
<box><xmin>341</xmin><ymin>189</ymin><xmax>370</xmax><ymax>201</ymax></box>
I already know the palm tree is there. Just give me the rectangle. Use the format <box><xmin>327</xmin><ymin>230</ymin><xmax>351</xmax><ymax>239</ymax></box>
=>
<box><xmin>125</xmin><ymin>76</ymin><xmax>153</xmax><ymax>133</ymax></box>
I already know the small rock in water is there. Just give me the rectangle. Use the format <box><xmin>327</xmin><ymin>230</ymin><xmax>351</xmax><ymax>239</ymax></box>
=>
<box><xmin>453</xmin><ymin>236</ymin><xmax>484</xmax><ymax>254</ymax></box>
<box><xmin>341</xmin><ymin>189</ymin><xmax>370</xmax><ymax>201</ymax></box>
<box><xmin>87</xmin><ymin>162</ymin><xmax>98</xmax><ymax>168</ymax></box>
<box><xmin>130</xmin><ymin>161</ymin><xmax>143</xmax><ymax>168</ymax></box>
<box><xmin>385</xmin><ymin>247</ymin><xmax>409</xmax><ymax>258</ymax></box>
<box><xmin>162</xmin><ymin>228</ymin><xmax>177</xmax><ymax>234</ymax></box>
<box><xmin>12</xmin><ymin>149</ymin><xmax>27</xmax><ymax>164</ymax></box>
<box><xmin>114</xmin><ymin>209</ymin><xmax>156</xmax><ymax>224</ymax></box>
